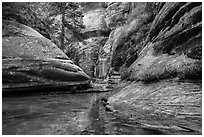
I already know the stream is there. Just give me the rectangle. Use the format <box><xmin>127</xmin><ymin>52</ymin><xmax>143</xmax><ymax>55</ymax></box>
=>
<box><xmin>2</xmin><ymin>91</ymin><xmax>166</xmax><ymax>135</ymax></box>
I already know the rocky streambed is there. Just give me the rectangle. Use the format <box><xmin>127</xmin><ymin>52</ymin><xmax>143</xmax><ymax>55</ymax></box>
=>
<box><xmin>3</xmin><ymin>78</ymin><xmax>201</xmax><ymax>135</ymax></box>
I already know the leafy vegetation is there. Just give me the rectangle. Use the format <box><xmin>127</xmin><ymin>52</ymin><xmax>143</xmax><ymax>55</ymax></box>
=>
<box><xmin>111</xmin><ymin>3</ymin><xmax>161</xmax><ymax>72</ymax></box>
<box><xmin>2</xmin><ymin>2</ymin><xmax>85</xmax><ymax>52</ymax></box>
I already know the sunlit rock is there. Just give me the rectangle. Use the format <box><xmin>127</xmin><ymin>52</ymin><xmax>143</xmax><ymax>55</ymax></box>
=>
<box><xmin>81</xmin><ymin>2</ymin><xmax>110</xmax><ymax>38</ymax></box>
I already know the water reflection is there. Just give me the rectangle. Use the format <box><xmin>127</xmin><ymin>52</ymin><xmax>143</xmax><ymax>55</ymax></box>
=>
<box><xmin>2</xmin><ymin>93</ymin><xmax>96</xmax><ymax>135</ymax></box>
<box><xmin>2</xmin><ymin>92</ymin><xmax>169</xmax><ymax>135</ymax></box>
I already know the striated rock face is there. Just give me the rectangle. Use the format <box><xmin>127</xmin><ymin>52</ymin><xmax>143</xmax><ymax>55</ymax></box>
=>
<box><xmin>104</xmin><ymin>2</ymin><xmax>156</xmax><ymax>74</ymax></box>
<box><xmin>104</xmin><ymin>19</ymin><xmax>149</xmax><ymax>72</ymax></box>
<box><xmin>108</xmin><ymin>79</ymin><xmax>202</xmax><ymax>134</ymax></box>
<box><xmin>2</xmin><ymin>20</ymin><xmax>90</xmax><ymax>93</ymax></box>
<box><xmin>105</xmin><ymin>2</ymin><xmax>201</xmax><ymax>81</ymax></box>
<box><xmin>128</xmin><ymin>2</ymin><xmax>202</xmax><ymax>81</ymax></box>
<box><xmin>106</xmin><ymin>2</ymin><xmax>202</xmax><ymax>134</ymax></box>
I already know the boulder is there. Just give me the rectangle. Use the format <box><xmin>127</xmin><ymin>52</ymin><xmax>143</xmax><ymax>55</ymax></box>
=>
<box><xmin>2</xmin><ymin>20</ymin><xmax>90</xmax><ymax>94</ymax></box>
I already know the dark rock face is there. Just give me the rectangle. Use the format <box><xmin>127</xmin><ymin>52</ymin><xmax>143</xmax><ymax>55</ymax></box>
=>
<box><xmin>104</xmin><ymin>19</ymin><xmax>150</xmax><ymax>72</ymax></box>
<box><xmin>105</xmin><ymin>2</ymin><xmax>201</xmax><ymax>81</ymax></box>
<box><xmin>128</xmin><ymin>2</ymin><xmax>202</xmax><ymax>82</ymax></box>
<box><xmin>104</xmin><ymin>2</ymin><xmax>159</xmax><ymax>74</ymax></box>
<box><xmin>106</xmin><ymin>2</ymin><xmax>202</xmax><ymax>134</ymax></box>
<box><xmin>2</xmin><ymin>20</ymin><xmax>90</xmax><ymax>92</ymax></box>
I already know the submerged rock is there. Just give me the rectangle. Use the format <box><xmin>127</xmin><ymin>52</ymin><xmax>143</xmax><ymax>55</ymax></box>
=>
<box><xmin>2</xmin><ymin>20</ymin><xmax>90</xmax><ymax>93</ymax></box>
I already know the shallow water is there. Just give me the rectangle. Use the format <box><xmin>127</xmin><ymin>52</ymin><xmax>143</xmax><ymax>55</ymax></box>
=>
<box><xmin>2</xmin><ymin>93</ymin><xmax>99</xmax><ymax>135</ymax></box>
<box><xmin>2</xmin><ymin>92</ymin><xmax>168</xmax><ymax>135</ymax></box>
<box><xmin>3</xmin><ymin>79</ymin><xmax>202</xmax><ymax>135</ymax></box>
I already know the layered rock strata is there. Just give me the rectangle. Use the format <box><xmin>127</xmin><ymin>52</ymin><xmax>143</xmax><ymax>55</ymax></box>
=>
<box><xmin>105</xmin><ymin>2</ymin><xmax>202</xmax><ymax>134</ymax></box>
<box><xmin>2</xmin><ymin>20</ymin><xmax>90</xmax><ymax>94</ymax></box>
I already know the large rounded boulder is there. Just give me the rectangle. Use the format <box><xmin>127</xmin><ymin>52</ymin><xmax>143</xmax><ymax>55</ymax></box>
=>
<box><xmin>2</xmin><ymin>20</ymin><xmax>90</xmax><ymax>94</ymax></box>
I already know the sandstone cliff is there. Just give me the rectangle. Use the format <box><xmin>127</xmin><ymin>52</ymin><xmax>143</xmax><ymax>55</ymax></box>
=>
<box><xmin>2</xmin><ymin>20</ymin><xmax>90</xmax><ymax>95</ymax></box>
<box><xmin>104</xmin><ymin>2</ymin><xmax>159</xmax><ymax>74</ymax></box>
<box><xmin>128</xmin><ymin>2</ymin><xmax>201</xmax><ymax>82</ymax></box>
<box><xmin>105</xmin><ymin>2</ymin><xmax>202</xmax><ymax>134</ymax></box>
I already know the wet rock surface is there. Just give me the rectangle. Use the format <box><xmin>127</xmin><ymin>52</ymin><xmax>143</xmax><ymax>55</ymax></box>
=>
<box><xmin>2</xmin><ymin>91</ymin><xmax>170</xmax><ymax>135</ymax></box>
<box><xmin>2</xmin><ymin>20</ymin><xmax>90</xmax><ymax>93</ymax></box>
<box><xmin>107</xmin><ymin>79</ymin><xmax>202</xmax><ymax>135</ymax></box>
<box><xmin>104</xmin><ymin>2</ymin><xmax>202</xmax><ymax>135</ymax></box>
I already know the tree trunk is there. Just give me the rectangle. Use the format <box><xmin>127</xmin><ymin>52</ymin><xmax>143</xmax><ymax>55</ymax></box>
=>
<box><xmin>61</xmin><ymin>2</ymin><xmax>66</xmax><ymax>51</ymax></box>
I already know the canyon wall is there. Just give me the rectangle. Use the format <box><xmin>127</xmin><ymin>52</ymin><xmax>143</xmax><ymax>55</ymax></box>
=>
<box><xmin>104</xmin><ymin>2</ymin><xmax>202</xmax><ymax>134</ymax></box>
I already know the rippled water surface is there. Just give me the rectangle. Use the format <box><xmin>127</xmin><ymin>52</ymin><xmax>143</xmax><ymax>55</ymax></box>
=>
<box><xmin>2</xmin><ymin>93</ymin><xmax>99</xmax><ymax>135</ymax></box>
<box><xmin>2</xmin><ymin>92</ymin><xmax>168</xmax><ymax>135</ymax></box>
<box><xmin>3</xmin><ymin>90</ymin><xmax>184</xmax><ymax>135</ymax></box>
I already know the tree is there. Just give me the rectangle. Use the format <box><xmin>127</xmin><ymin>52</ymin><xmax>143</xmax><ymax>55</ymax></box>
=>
<box><xmin>2</xmin><ymin>2</ymin><xmax>51</xmax><ymax>39</ymax></box>
<box><xmin>2</xmin><ymin>2</ymin><xmax>85</xmax><ymax>51</ymax></box>
<box><xmin>48</xmin><ymin>2</ymin><xmax>85</xmax><ymax>51</ymax></box>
